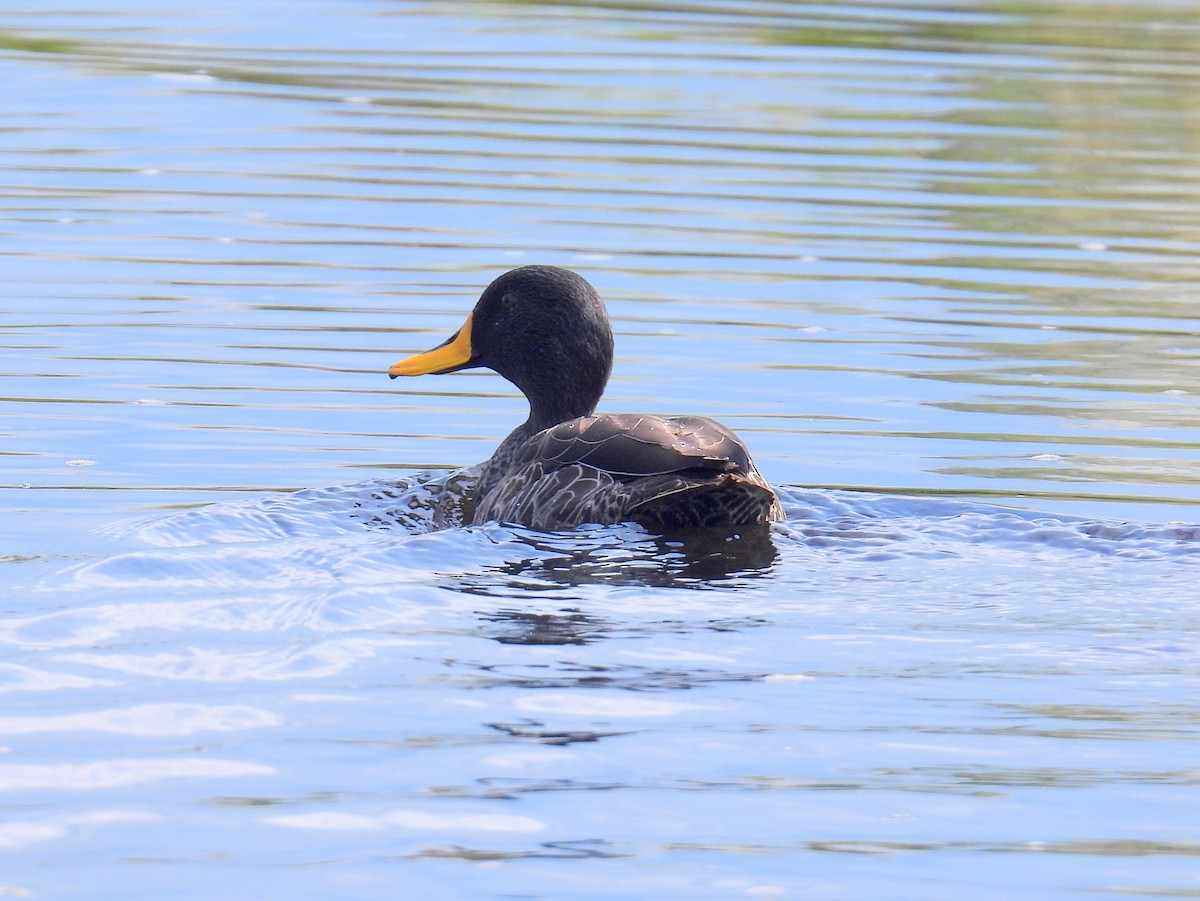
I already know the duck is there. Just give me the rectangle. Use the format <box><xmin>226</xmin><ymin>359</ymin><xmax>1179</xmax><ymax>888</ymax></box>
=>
<box><xmin>388</xmin><ymin>265</ymin><xmax>784</xmax><ymax>531</ymax></box>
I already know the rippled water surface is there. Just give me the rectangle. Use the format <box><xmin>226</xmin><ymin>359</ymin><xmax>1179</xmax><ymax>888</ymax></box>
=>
<box><xmin>2</xmin><ymin>1</ymin><xmax>1199</xmax><ymax>898</ymax></box>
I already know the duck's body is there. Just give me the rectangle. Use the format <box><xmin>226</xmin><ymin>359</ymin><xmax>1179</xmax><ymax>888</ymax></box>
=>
<box><xmin>472</xmin><ymin>412</ymin><xmax>781</xmax><ymax>531</ymax></box>
<box><xmin>389</xmin><ymin>266</ymin><xmax>783</xmax><ymax>531</ymax></box>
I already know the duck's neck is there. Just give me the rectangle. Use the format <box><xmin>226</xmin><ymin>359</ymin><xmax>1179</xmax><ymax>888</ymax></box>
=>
<box><xmin>504</xmin><ymin>349</ymin><xmax>608</xmax><ymax>434</ymax></box>
<box><xmin>528</xmin><ymin>395</ymin><xmax>593</xmax><ymax>434</ymax></box>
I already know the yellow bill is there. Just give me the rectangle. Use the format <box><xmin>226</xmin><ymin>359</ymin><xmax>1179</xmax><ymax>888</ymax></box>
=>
<box><xmin>389</xmin><ymin>313</ymin><xmax>475</xmax><ymax>378</ymax></box>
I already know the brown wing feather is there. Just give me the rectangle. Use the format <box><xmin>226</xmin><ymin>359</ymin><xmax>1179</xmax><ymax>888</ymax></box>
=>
<box><xmin>517</xmin><ymin>413</ymin><xmax>752</xmax><ymax>477</ymax></box>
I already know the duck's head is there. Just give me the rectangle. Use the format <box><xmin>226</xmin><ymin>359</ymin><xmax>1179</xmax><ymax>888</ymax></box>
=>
<box><xmin>389</xmin><ymin>266</ymin><xmax>614</xmax><ymax>429</ymax></box>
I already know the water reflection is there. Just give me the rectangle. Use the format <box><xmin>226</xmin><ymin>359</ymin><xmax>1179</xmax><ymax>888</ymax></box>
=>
<box><xmin>413</xmin><ymin>839</ymin><xmax>626</xmax><ymax>861</ymax></box>
<box><xmin>447</xmin><ymin>523</ymin><xmax>778</xmax><ymax>597</ymax></box>
<box><xmin>485</xmin><ymin>721</ymin><xmax>628</xmax><ymax>746</ymax></box>
<box><xmin>478</xmin><ymin>609</ymin><xmax>606</xmax><ymax>646</ymax></box>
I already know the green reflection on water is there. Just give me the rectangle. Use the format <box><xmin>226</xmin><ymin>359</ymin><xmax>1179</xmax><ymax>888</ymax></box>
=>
<box><xmin>0</xmin><ymin>30</ymin><xmax>78</xmax><ymax>54</ymax></box>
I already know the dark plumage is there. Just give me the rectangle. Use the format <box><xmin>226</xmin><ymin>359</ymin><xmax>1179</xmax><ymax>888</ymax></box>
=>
<box><xmin>389</xmin><ymin>265</ymin><xmax>783</xmax><ymax>531</ymax></box>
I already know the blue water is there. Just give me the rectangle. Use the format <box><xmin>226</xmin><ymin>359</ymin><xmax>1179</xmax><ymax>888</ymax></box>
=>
<box><xmin>5</xmin><ymin>481</ymin><xmax>1198</xmax><ymax>898</ymax></box>
<box><xmin>2</xmin><ymin>1</ymin><xmax>1200</xmax><ymax>898</ymax></box>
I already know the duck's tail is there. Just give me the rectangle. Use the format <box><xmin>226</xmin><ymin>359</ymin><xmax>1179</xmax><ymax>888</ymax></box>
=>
<box><xmin>628</xmin><ymin>470</ymin><xmax>784</xmax><ymax>530</ymax></box>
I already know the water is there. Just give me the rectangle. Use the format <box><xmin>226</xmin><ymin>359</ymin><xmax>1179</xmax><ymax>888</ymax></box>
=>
<box><xmin>2</xmin><ymin>1</ymin><xmax>1199</xmax><ymax>898</ymax></box>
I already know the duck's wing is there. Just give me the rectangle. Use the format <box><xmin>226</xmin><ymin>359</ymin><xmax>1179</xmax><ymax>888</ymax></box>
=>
<box><xmin>525</xmin><ymin>413</ymin><xmax>755</xmax><ymax>476</ymax></box>
<box><xmin>473</xmin><ymin>414</ymin><xmax>783</xmax><ymax>530</ymax></box>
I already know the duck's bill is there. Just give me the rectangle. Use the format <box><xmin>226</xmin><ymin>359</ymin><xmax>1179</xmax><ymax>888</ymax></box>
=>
<box><xmin>389</xmin><ymin>313</ymin><xmax>475</xmax><ymax>378</ymax></box>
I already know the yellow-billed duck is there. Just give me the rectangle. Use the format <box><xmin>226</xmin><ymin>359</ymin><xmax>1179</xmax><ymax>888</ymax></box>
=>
<box><xmin>389</xmin><ymin>265</ymin><xmax>783</xmax><ymax>531</ymax></box>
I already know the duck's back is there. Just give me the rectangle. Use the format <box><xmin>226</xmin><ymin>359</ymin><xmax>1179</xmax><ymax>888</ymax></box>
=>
<box><xmin>472</xmin><ymin>413</ymin><xmax>783</xmax><ymax>531</ymax></box>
